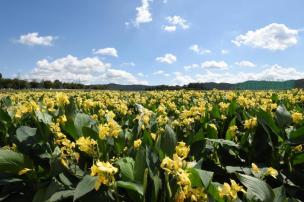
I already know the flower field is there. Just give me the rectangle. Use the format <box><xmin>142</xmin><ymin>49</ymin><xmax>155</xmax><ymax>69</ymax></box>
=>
<box><xmin>0</xmin><ymin>90</ymin><xmax>303</xmax><ymax>201</ymax></box>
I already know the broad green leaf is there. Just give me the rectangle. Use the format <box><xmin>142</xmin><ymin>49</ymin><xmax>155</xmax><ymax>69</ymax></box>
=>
<box><xmin>237</xmin><ymin>173</ymin><xmax>274</xmax><ymax>201</ymax></box>
<box><xmin>288</xmin><ymin>126</ymin><xmax>304</xmax><ymax>145</ymax></box>
<box><xmin>275</xmin><ymin>105</ymin><xmax>291</xmax><ymax>128</ymax></box>
<box><xmin>134</xmin><ymin>149</ymin><xmax>146</xmax><ymax>183</ymax></box>
<box><xmin>48</xmin><ymin>190</ymin><xmax>74</xmax><ymax>202</ymax></box>
<box><xmin>293</xmin><ymin>153</ymin><xmax>304</xmax><ymax>165</ymax></box>
<box><xmin>74</xmin><ymin>113</ymin><xmax>93</xmax><ymax>136</ymax></box>
<box><xmin>273</xmin><ymin>186</ymin><xmax>286</xmax><ymax>202</ymax></box>
<box><xmin>73</xmin><ymin>175</ymin><xmax>97</xmax><ymax>201</ymax></box>
<box><xmin>116</xmin><ymin>181</ymin><xmax>144</xmax><ymax>196</ymax></box>
<box><xmin>192</xmin><ymin>168</ymin><xmax>214</xmax><ymax>188</ymax></box>
<box><xmin>205</xmin><ymin>138</ymin><xmax>239</xmax><ymax>148</ymax></box>
<box><xmin>16</xmin><ymin>126</ymin><xmax>37</xmax><ymax>144</ymax></box>
<box><xmin>0</xmin><ymin>149</ymin><xmax>33</xmax><ymax>174</ymax></box>
<box><xmin>160</xmin><ymin>125</ymin><xmax>177</xmax><ymax>156</ymax></box>
<box><xmin>116</xmin><ymin>157</ymin><xmax>135</xmax><ymax>181</ymax></box>
<box><xmin>36</xmin><ymin>111</ymin><xmax>53</xmax><ymax>125</ymax></box>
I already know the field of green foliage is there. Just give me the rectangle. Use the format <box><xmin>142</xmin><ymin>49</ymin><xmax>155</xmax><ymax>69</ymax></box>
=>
<box><xmin>0</xmin><ymin>90</ymin><xmax>304</xmax><ymax>201</ymax></box>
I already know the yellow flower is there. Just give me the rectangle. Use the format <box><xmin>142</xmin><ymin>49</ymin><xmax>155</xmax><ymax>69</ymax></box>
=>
<box><xmin>90</xmin><ymin>161</ymin><xmax>118</xmax><ymax>190</ymax></box>
<box><xmin>244</xmin><ymin>117</ymin><xmax>257</xmax><ymax>129</ymax></box>
<box><xmin>175</xmin><ymin>141</ymin><xmax>190</xmax><ymax>159</ymax></box>
<box><xmin>218</xmin><ymin>180</ymin><xmax>245</xmax><ymax>200</ymax></box>
<box><xmin>292</xmin><ymin>112</ymin><xmax>303</xmax><ymax>124</ymax></box>
<box><xmin>18</xmin><ymin>168</ymin><xmax>31</xmax><ymax>175</ymax></box>
<box><xmin>150</xmin><ymin>133</ymin><xmax>157</xmax><ymax>141</ymax></box>
<box><xmin>218</xmin><ymin>182</ymin><xmax>231</xmax><ymax>198</ymax></box>
<box><xmin>292</xmin><ymin>145</ymin><xmax>302</xmax><ymax>152</ymax></box>
<box><xmin>266</xmin><ymin>167</ymin><xmax>278</xmax><ymax>179</ymax></box>
<box><xmin>76</xmin><ymin>136</ymin><xmax>97</xmax><ymax>156</ymax></box>
<box><xmin>208</xmin><ymin>123</ymin><xmax>217</xmax><ymax>131</ymax></box>
<box><xmin>57</xmin><ymin>115</ymin><xmax>67</xmax><ymax>125</ymax></box>
<box><xmin>228</xmin><ymin>125</ymin><xmax>238</xmax><ymax>136</ymax></box>
<box><xmin>56</xmin><ymin>92</ymin><xmax>70</xmax><ymax>106</ymax></box>
<box><xmin>133</xmin><ymin>139</ymin><xmax>142</xmax><ymax>149</ymax></box>
<box><xmin>177</xmin><ymin>170</ymin><xmax>191</xmax><ymax>187</ymax></box>
<box><xmin>251</xmin><ymin>163</ymin><xmax>260</xmax><ymax>174</ymax></box>
<box><xmin>98</xmin><ymin>119</ymin><xmax>122</xmax><ymax>139</ymax></box>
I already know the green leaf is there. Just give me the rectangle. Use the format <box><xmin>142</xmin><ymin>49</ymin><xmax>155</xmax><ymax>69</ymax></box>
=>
<box><xmin>73</xmin><ymin>175</ymin><xmax>97</xmax><ymax>201</ymax></box>
<box><xmin>275</xmin><ymin>105</ymin><xmax>292</xmax><ymax>128</ymax></box>
<box><xmin>0</xmin><ymin>149</ymin><xmax>33</xmax><ymax>174</ymax></box>
<box><xmin>48</xmin><ymin>190</ymin><xmax>74</xmax><ymax>202</ymax></box>
<box><xmin>192</xmin><ymin>168</ymin><xmax>214</xmax><ymax>188</ymax></box>
<box><xmin>36</xmin><ymin>111</ymin><xmax>53</xmax><ymax>125</ymax></box>
<box><xmin>116</xmin><ymin>157</ymin><xmax>135</xmax><ymax>181</ymax></box>
<box><xmin>16</xmin><ymin>126</ymin><xmax>37</xmax><ymax>144</ymax></box>
<box><xmin>116</xmin><ymin>181</ymin><xmax>144</xmax><ymax>196</ymax></box>
<box><xmin>273</xmin><ymin>186</ymin><xmax>286</xmax><ymax>202</ymax></box>
<box><xmin>205</xmin><ymin>138</ymin><xmax>239</xmax><ymax>148</ymax></box>
<box><xmin>134</xmin><ymin>149</ymin><xmax>146</xmax><ymax>183</ymax></box>
<box><xmin>293</xmin><ymin>153</ymin><xmax>304</xmax><ymax>165</ymax></box>
<box><xmin>288</xmin><ymin>126</ymin><xmax>304</xmax><ymax>145</ymax></box>
<box><xmin>74</xmin><ymin>113</ymin><xmax>93</xmax><ymax>136</ymax></box>
<box><xmin>160</xmin><ymin>125</ymin><xmax>177</xmax><ymax>156</ymax></box>
<box><xmin>62</xmin><ymin>119</ymin><xmax>78</xmax><ymax>140</ymax></box>
<box><xmin>237</xmin><ymin>173</ymin><xmax>274</xmax><ymax>201</ymax></box>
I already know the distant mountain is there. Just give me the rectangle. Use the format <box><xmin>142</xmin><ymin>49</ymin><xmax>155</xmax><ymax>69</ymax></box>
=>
<box><xmin>1</xmin><ymin>74</ymin><xmax>304</xmax><ymax>90</ymax></box>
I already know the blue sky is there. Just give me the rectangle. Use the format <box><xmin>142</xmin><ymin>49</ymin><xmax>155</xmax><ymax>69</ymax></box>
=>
<box><xmin>0</xmin><ymin>0</ymin><xmax>304</xmax><ymax>85</ymax></box>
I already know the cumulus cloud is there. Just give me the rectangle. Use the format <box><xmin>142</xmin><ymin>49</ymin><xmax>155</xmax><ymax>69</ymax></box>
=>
<box><xmin>153</xmin><ymin>70</ymin><xmax>170</xmax><ymax>76</ymax></box>
<box><xmin>232</xmin><ymin>23</ymin><xmax>299</xmax><ymax>51</ymax></box>
<box><xmin>17</xmin><ymin>32</ymin><xmax>56</xmax><ymax>46</ymax></box>
<box><xmin>162</xmin><ymin>16</ymin><xmax>189</xmax><ymax>32</ymax></box>
<box><xmin>235</xmin><ymin>60</ymin><xmax>256</xmax><ymax>68</ymax></box>
<box><xmin>121</xmin><ymin>62</ymin><xmax>136</xmax><ymax>67</ymax></box>
<box><xmin>93</xmin><ymin>48</ymin><xmax>118</xmax><ymax>57</ymax></box>
<box><xmin>25</xmin><ymin>55</ymin><xmax>147</xmax><ymax>85</ymax></box>
<box><xmin>156</xmin><ymin>53</ymin><xmax>177</xmax><ymax>64</ymax></box>
<box><xmin>171</xmin><ymin>64</ymin><xmax>304</xmax><ymax>85</ymax></box>
<box><xmin>201</xmin><ymin>61</ymin><xmax>228</xmax><ymax>69</ymax></box>
<box><xmin>184</xmin><ymin>64</ymin><xmax>199</xmax><ymax>70</ymax></box>
<box><xmin>221</xmin><ymin>49</ymin><xmax>229</xmax><ymax>54</ymax></box>
<box><xmin>134</xmin><ymin>0</ymin><xmax>152</xmax><ymax>26</ymax></box>
<box><xmin>189</xmin><ymin>44</ymin><xmax>211</xmax><ymax>55</ymax></box>
<box><xmin>171</xmin><ymin>72</ymin><xmax>196</xmax><ymax>85</ymax></box>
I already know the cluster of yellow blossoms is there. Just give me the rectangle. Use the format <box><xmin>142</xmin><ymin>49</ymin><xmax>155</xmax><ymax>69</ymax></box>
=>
<box><xmin>244</xmin><ymin>117</ymin><xmax>258</xmax><ymax>129</ymax></box>
<box><xmin>161</xmin><ymin>142</ymin><xmax>207</xmax><ymax>201</ymax></box>
<box><xmin>218</xmin><ymin>179</ymin><xmax>246</xmax><ymax>200</ymax></box>
<box><xmin>90</xmin><ymin>161</ymin><xmax>118</xmax><ymax>190</ymax></box>
<box><xmin>251</xmin><ymin>163</ymin><xmax>278</xmax><ymax>179</ymax></box>
<box><xmin>76</xmin><ymin>136</ymin><xmax>97</xmax><ymax>156</ymax></box>
<box><xmin>98</xmin><ymin>118</ymin><xmax>122</xmax><ymax>139</ymax></box>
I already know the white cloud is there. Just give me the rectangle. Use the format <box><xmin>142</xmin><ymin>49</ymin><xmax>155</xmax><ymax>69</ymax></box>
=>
<box><xmin>153</xmin><ymin>70</ymin><xmax>170</xmax><ymax>77</ymax></box>
<box><xmin>162</xmin><ymin>25</ymin><xmax>176</xmax><ymax>32</ymax></box>
<box><xmin>171</xmin><ymin>64</ymin><xmax>304</xmax><ymax>85</ymax></box>
<box><xmin>184</xmin><ymin>64</ymin><xmax>199</xmax><ymax>70</ymax></box>
<box><xmin>221</xmin><ymin>49</ymin><xmax>229</xmax><ymax>54</ymax></box>
<box><xmin>121</xmin><ymin>62</ymin><xmax>136</xmax><ymax>67</ymax></box>
<box><xmin>93</xmin><ymin>48</ymin><xmax>118</xmax><ymax>57</ymax></box>
<box><xmin>189</xmin><ymin>44</ymin><xmax>211</xmax><ymax>55</ymax></box>
<box><xmin>137</xmin><ymin>72</ymin><xmax>144</xmax><ymax>77</ymax></box>
<box><xmin>235</xmin><ymin>60</ymin><xmax>256</xmax><ymax>68</ymax></box>
<box><xmin>232</xmin><ymin>23</ymin><xmax>299</xmax><ymax>51</ymax></box>
<box><xmin>201</xmin><ymin>61</ymin><xmax>228</xmax><ymax>69</ymax></box>
<box><xmin>134</xmin><ymin>0</ymin><xmax>152</xmax><ymax>26</ymax></box>
<box><xmin>156</xmin><ymin>53</ymin><xmax>177</xmax><ymax>64</ymax></box>
<box><xmin>171</xmin><ymin>72</ymin><xmax>196</xmax><ymax>85</ymax></box>
<box><xmin>153</xmin><ymin>70</ymin><xmax>165</xmax><ymax>75</ymax></box>
<box><xmin>162</xmin><ymin>16</ymin><xmax>189</xmax><ymax>32</ymax></box>
<box><xmin>17</xmin><ymin>32</ymin><xmax>56</xmax><ymax>46</ymax></box>
<box><xmin>195</xmin><ymin>65</ymin><xmax>304</xmax><ymax>83</ymax></box>
<box><xmin>25</xmin><ymin>55</ymin><xmax>147</xmax><ymax>85</ymax></box>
